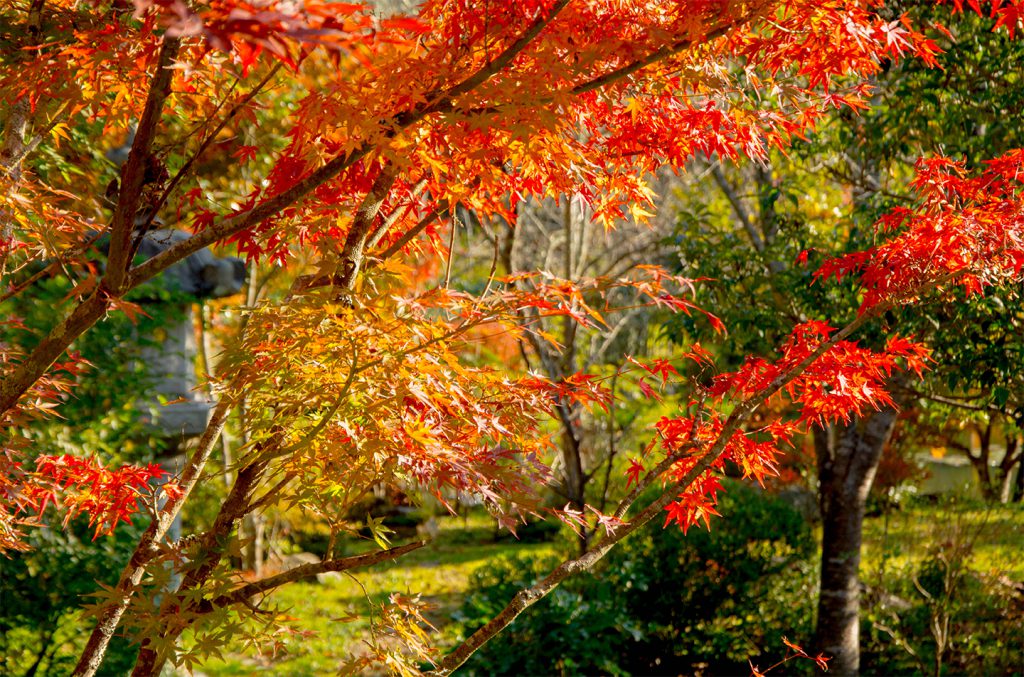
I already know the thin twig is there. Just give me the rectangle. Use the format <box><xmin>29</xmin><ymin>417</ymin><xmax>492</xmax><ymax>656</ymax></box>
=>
<box><xmin>377</xmin><ymin>206</ymin><xmax>447</xmax><ymax>262</ymax></box>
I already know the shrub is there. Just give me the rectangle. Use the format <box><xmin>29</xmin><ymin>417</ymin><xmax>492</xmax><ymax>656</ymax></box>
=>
<box><xmin>0</xmin><ymin>517</ymin><xmax>144</xmax><ymax>676</ymax></box>
<box><xmin>454</xmin><ymin>553</ymin><xmax>636</xmax><ymax>676</ymax></box>
<box><xmin>863</xmin><ymin>541</ymin><xmax>1024</xmax><ymax>676</ymax></box>
<box><xmin>454</xmin><ymin>480</ymin><xmax>817</xmax><ymax>675</ymax></box>
<box><xmin>603</xmin><ymin>480</ymin><xmax>817</xmax><ymax>674</ymax></box>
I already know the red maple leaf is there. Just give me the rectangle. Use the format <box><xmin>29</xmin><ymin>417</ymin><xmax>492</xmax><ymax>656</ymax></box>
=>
<box><xmin>625</xmin><ymin>459</ymin><xmax>645</xmax><ymax>489</ymax></box>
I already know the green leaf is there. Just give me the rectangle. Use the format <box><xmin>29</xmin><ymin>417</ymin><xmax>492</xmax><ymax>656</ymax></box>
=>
<box><xmin>366</xmin><ymin>515</ymin><xmax>394</xmax><ymax>549</ymax></box>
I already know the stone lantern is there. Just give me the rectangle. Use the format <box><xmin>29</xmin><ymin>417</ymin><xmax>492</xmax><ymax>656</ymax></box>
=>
<box><xmin>131</xmin><ymin>228</ymin><xmax>246</xmax><ymax>441</ymax></box>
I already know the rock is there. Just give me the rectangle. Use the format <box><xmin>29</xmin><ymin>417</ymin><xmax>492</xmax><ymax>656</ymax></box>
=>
<box><xmin>416</xmin><ymin>516</ymin><xmax>440</xmax><ymax>541</ymax></box>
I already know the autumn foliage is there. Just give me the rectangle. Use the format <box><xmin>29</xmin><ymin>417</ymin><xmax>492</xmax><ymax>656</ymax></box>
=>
<box><xmin>2</xmin><ymin>0</ymin><xmax>1024</xmax><ymax>673</ymax></box>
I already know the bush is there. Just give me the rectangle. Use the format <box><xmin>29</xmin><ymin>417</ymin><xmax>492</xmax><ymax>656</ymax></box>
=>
<box><xmin>454</xmin><ymin>553</ymin><xmax>636</xmax><ymax>676</ymax></box>
<box><xmin>603</xmin><ymin>480</ymin><xmax>817</xmax><ymax>675</ymax></box>
<box><xmin>0</xmin><ymin>517</ymin><xmax>144</xmax><ymax>676</ymax></box>
<box><xmin>454</xmin><ymin>480</ymin><xmax>818</xmax><ymax>676</ymax></box>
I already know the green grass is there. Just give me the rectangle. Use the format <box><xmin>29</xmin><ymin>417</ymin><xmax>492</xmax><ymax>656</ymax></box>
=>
<box><xmin>861</xmin><ymin>500</ymin><xmax>1024</xmax><ymax>582</ymax></box>
<box><xmin>197</xmin><ymin>514</ymin><xmax>560</xmax><ymax>675</ymax></box>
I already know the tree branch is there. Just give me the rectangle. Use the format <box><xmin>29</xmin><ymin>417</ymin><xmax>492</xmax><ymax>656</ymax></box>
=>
<box><xmin>569</xmin><ymin>7</ymin><xmax>761</xmax><ymax>96</ymax></box>
<box><xmin>337</xmin><ymin>163</ymin><xmax>401</xmax><ymax>290</ymax></box>
<box><xmin>433</xmin><ymin>289</ymin><xmax>911</xmax><ymax>674</ymax></box>
<box><xmin>366</xmin><ymin>178</ymin><xmax>428</xmax><ymax>250</ymax></box>
<box><xmin>2</xmin><ymin>99</ymin><xmax>72</xmax><ymax>173</ymax></box>
<box><xmin>0</xmin><ymin>230</ymin><xmax>105</xmax><ymax>304</ymax></box>
<box><xmin>0</xmin><ymin>0</ymin><xmax>47</xmax><ymax>281</ymax></box>
<box><xmin>426</xmin><ymin>0</ymin><xmax>571</xmax><ymax>107</ymax></box>
<box><xmin>899</xmin><ymin>385</ymin><xmax>1017</xmax><ymax>416</ymax></box>
<box><xmin>201</xmin><ymin>541</ymin><xmax>426</xmax><ymax>612</ymax></box>
<box><xmin>103</xmin><ymin>36</ymin><xmax>181</xmax><ymax>293</ymax></box>
<box><xmin>710</xmin><ymin>163</ymin><xmax>765</xmax><ymax>253</ymax></box>
<box><xmin>128</xmin><ymin>0</ymin><xmax>572</xmax><ymax>292</ymax></box>
<box><xmin>130</xmin><ymin>63</ymin><xmax>284</xmax><ymax>262</ymax></box>
<box><xmin>376</xmin><ymin>206</ymin><xmax>447</xmax><ymax>261</ymax></box>
<box><xmin>0</xmin><ymin>0</ymin><xmax>756</xmax><ymax>420</ymax></box>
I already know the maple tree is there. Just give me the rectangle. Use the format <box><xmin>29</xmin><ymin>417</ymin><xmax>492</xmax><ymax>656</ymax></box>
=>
<box><xmin>664</xmin><ymin>4</ymin><xmax>1024</xmax><ymax>670</ymax></box>
<box><xmin>860</xmin><ymin>1</ymin><xmax>1024</xmax><ymax>505</ymax></box>
<box><xmin>2</xmin><ymin>0</ymin><xmax>1023</xmax><ymax>674</ymax></box>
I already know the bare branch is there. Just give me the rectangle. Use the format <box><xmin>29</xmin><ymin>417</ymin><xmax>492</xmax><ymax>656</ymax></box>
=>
<box><xmin>898</xmin><ymin>384</ymin><xmax>1018</xmax><ymax>416</ymax></box>
<box><xmin>710</xmin><ymin>163</ymin><xmax>765</xmax><ymax>253</ymax></box>
<box><xmin>202</xmin><ymin>541</ymin><xmax>426</xmax><ymax>611</ymax></box>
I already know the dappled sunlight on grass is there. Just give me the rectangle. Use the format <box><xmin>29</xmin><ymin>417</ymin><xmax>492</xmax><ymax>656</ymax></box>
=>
<box><xmin>861</xmin><ymin>501</ymin><xmax>1024</xmax><ymax>581</ymax></box>
<box><xmin>198</xmin><ymin>513</ymin><xmax>560</xmax><ymax>675</ymax></box>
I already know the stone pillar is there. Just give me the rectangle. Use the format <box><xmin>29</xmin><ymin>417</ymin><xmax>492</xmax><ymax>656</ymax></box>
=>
<box><xmin>132</xmin><ymin>228</ymin><xmax>245</xmax><ymax>443</ymax></box>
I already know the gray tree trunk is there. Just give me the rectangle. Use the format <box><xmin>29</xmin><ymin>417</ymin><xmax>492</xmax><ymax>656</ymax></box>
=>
<box><xmin>813</xmin><ymin>406</ymin><xmax>899</xmax><ymax>677</ymax></box>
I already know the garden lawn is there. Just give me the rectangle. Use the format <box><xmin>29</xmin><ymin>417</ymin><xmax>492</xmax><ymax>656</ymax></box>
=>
<box><xmin>861</xmin><ymin>500</ymin><xmax>1024</xmax><ymax>582</ymax></box>
<box><xmin>196</xmin><ymin>514</ymin><xmax>558</xmax><ymax>676</ymax></box>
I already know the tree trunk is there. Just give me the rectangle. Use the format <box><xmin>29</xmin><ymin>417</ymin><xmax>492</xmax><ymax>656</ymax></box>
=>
<box><xmin>966</xmin><ymin>420</ymin><xmax>999</xmax><ymax>502</ymax></box>
<box><xmin>1014</xmin><ymin>447</ymin><xmax>1024</xmax><ymax>503</ymax></box>
<box><xmin>813</xmin><ymin>406</ymin><xmax>899</xmax><ymax>677</ymax></box>
<box><xmin>998</xmin><ymin>434</ymin><xmax>1020</xmax><ymax>504</ymax></box>
<box><xmin>557</xmin><ymin>402</ymin><xmax>588</xmax><ymax>554</ymax></box>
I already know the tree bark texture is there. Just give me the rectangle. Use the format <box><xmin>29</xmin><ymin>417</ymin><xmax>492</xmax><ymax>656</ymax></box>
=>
<box><xmin>813</xmin><ymin>406</ymin><xmax>899</xmax><ymax>677</ymax></box>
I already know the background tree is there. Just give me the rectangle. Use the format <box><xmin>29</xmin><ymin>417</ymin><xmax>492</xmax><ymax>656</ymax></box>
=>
<box><xmin>451</xmin><ymin>179</ymin><xmax>685</xmax><ymax>553</ymax></box>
